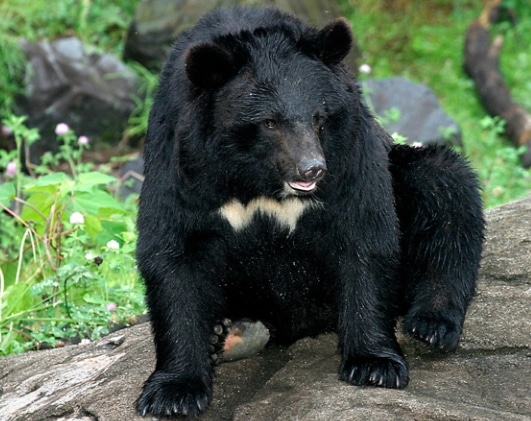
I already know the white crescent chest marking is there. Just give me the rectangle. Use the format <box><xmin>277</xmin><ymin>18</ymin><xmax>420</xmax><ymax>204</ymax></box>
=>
<box><xmin>219</xmin><ymin>196</ymin><xmax>320</xmax><ymax>232</ymax></box>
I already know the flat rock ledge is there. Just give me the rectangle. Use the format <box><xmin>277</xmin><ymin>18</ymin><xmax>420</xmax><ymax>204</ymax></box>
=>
<box><xmin>1</xmin><ymin>197</ymin><xmax>530</xmax><ymax>421</ymax></box>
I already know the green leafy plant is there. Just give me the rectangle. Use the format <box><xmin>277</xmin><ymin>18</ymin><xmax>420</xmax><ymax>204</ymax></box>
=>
<box><xmin>0</xmin><ymin>2</ymin><xmax>26</xmax><ymax>114</ymax></box>
<box><xmin>475</xmin><ymin>116</ymin><xmax>531</xmax><ymax>207</ymax></box>
<box><xmin>0</xmin><ymin>116</ymin><xmax>144</xmax><ymax>356</ymax></box>
<box><xmin>125</xmin><ymin>62</ymin><xmax>159</xmax><ymax>141</ymax></box>
<box><xmin>0</xmin><ymin>0</ymin><xmax>135</xmax><ymax>52</ymax></box>
<box><xmin>346</xmin><ymin>0</ymin><xmax>531</xmax><ymax>207</ymax></box>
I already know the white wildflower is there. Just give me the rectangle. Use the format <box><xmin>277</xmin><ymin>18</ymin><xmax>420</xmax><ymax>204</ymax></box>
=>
<box><xmin>106</xmin><ymin>239</ymin><xmax>120</xmax><ymax>250</ymax></box>
<box><xmin>359</xmin><ymin>63</ymin><xmax>372</xmax><ymax>74</ymax></box>
<box><xmin>69</xmin><ymin>211</ymin><xmax>85</xmax><ymax>225</ymax></box>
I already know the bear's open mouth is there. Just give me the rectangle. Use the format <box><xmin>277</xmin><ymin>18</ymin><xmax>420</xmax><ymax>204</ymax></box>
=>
<box><xmin>288</xmin><ymin>181</ymin><xmax>317</xmax><ymax>192</ymax></box>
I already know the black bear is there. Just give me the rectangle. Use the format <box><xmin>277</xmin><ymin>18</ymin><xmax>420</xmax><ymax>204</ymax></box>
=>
<box><xmin>136</xmin><ymin>6</ymin><xmax>484</xmax><ymax>418</ymax></box>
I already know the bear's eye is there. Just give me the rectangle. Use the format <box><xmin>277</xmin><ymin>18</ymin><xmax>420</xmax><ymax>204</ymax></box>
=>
<box><xmin>313</xmin><ymin>114</ymin><xmax>326</xmax><ymax>134</ymax></box>
<box><xmin>313</xmin><ymin>113</ymin><xmax>325</xmax><ymax>125</ymax></box>
<box><xmin>263</xmin><ymin>119</ymin><xmax>277</xmax><ymax>129</ymax></box>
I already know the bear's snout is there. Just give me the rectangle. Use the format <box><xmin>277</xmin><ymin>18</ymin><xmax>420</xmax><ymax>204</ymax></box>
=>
<box><xmin>282</xmin><ymin>123</ymin><xmax>327</xmax><ymax>193</ymax></box>
<box><xmin>297</xmin><ymin>159</ymin><xmax>327</xmax><ymax>182</ymax></box>
<box><xmin>288</xmin><ymin>158</ymin><xmax>327</xmax><ymax>192</ymax></box>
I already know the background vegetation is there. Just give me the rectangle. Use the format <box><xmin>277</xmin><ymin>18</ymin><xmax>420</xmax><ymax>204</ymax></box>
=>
<box><xmin>344</xmin><ymin>0</ymin><xmax>531</xmax><ymax>206</ymax></box>
<box><xmin>0</xmin><ymin>0</ymin><xmax>530</xmax><ymax>355</ymax></box>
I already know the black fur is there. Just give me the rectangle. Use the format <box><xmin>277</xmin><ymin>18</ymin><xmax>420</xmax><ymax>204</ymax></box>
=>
<box><xmin>136</xmin><ymin>7</ymin><xmax>484</xmax><ymax>418</ymax></box>
<box><xmin>389</xmin><ymin>144</ymin><xmax>484</xmax><ymax>351</ymax></box>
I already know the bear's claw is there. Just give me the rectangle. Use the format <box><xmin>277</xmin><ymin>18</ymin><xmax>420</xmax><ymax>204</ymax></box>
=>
<box><xmin>136</xmin><ymin>371</ymin><xmax>212</xmax><ymax>418</ymax></box>
<box><xmin>405</xmin><ymin>312</ymin><xmax>462</xmax><ymax>352</ymax></box>
<box><xmin>339</xmin><ymin>355</ymin><xmax>409</xmax><ymax>389</ymax></box>
<box><xmin>210</xmin><ymin>319</ymin><xmax>232</xmax><ymax>364</ymax></box>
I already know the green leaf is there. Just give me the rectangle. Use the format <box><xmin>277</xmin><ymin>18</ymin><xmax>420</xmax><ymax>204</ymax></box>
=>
<box><xmin>0</xmin><ymin>261</ymin><xmax>18</xmax><ymax>288</ymax></box>
<box><xmin>20</xmin><ymin>192</ymin><xmax>57</xmax><ymax>228</ymax></box>
<box><xmin>82</xmin><ymin>293</ymin><xmax>105</xmax><ymax>305</ymax></box>
<box><xmin>97</xmin><ymin>206</ymin><xmax>127</xmax><ymax>218</ymax></box>
<box><xmin>1</xmin><ymin>282</ymin><xmax>34</xmax><ymax>322</ymax></box>
<box><xmin>101</xmin><ymin>220</ymin><xmax>127</xmax><ymax>237</ymax></box>
<box><xmin>0</xmin><ymin>330</ymin><xmax>24</xmax><ymax>356</ymax></box>
<box><xmin>72</xmin><ymin>190</ymin><xmax>123</xmax><ymax>215</ymax></box>
<box><xmin>84</xmin><ymin>214</ymin><xmax>103</xmax><ymax>239</ymax></box>
<box><xmin>24</xmin><ymin>172</ymin><xmax>71</xmax><ymax>192</ymax></box>
<box><xmin>75</xmin><ymin>172</ymin><xmax>117</xmax><ymax>192</ymax></box>
<box><xmin>0</xmin><ymin>182</ymin><xmax>15</xmax><ymax>207</ymax></box>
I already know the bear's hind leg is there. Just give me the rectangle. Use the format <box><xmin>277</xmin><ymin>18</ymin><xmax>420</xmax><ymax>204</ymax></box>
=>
<box><xmin>389</xmin><ymin>144</ymin><xmax>485</xmax><ymax>352</ymax></box>
<box><xmin>211</xmin><ymin>319</ymin><xmax>270</xmax><ymax>363</ymax></box>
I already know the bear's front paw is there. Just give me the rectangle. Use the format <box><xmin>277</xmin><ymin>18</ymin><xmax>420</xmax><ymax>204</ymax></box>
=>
<box><xmin>339</xmin><ymin>355</ymin><xmax>409</xmax><ymax>389</ymax></box>
<box><xmin>405</xmin><ymin>312</ymin><xmax>461</xmax><ymax>352</ymax></box>
<box><xmin>136</xmin><ymin>371</ymin><xmax>212</xmax><ymax>418</ymax></box>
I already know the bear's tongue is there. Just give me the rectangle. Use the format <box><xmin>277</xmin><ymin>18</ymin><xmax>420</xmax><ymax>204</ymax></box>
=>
<box><xmin>289</xmin><ymin>181</ymin><xmax>316</xmax><ymax>192</ymax></box>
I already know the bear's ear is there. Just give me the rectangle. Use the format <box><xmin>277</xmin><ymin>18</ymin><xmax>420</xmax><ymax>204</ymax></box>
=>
<box><xmin>185</xmin><ymin>43</ymin><xmax>238</xmax><ymax>89</ymax></box>
<box><xmin>313</xmin><ymin>18</ymin><xmax>353</xmax><ymax>66</ymax></box>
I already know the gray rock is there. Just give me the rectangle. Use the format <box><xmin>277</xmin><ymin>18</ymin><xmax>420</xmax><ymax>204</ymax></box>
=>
<box><xmin>0</xmin><ymin>197</ymin><xmax>530</xmax><ymax>420</ymax></box>
<box><xmin>363</xmin><ymin>77</ymin><xmax>462</xmax><ymax>146</ymax></box>
<box><xmin>17</xmin><ymin>37</ymin><xmax>139</xmax><ymax>162</ymax></box>
<box><xmin>117</xmin><ymin>156</ymin><xmax>144</xmax><ymax>199</ymax></box>
<box><xmin>123</xmin><ymin>0</ymin><xmax>356</xmax><ymax>71</ymax></box>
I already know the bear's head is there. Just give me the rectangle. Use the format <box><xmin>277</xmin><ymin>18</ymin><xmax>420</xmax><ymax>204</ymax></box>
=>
<box><xmin>181</xmin><ymin>17</ymin><xmax>356</xmax><ymax>201</ymax></box>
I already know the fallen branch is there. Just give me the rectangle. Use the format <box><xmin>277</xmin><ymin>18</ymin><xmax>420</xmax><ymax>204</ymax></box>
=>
<box><xmin>464</xmin><ymin>0</ymin><xmax>531</xmax><ymax>167</ymax></box>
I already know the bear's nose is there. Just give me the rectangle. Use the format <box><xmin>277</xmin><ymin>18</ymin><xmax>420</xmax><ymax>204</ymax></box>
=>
<box><xmin>298</xmin><ymin>159</ymin><xmax>327</xmax><ymax>182</ymax></box>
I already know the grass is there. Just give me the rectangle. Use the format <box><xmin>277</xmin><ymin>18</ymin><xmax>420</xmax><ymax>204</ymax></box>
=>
<box><xmin>0</xmin><ymin>117</ymin><xmax>144</xmax><ymax>355</ymax></box>
<box><xmin>0</xmin><ymin>0</ymin><xmax>530</xmax><ymax>355</ymax></box>
<box><xmin>344</xmin><ymin>0</ymin><xmax>531</xmax><ymax>207</ymax></box>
